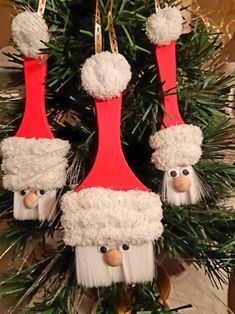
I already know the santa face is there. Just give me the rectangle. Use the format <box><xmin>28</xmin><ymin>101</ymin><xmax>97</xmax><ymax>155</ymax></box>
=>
<box><xmin>162</xmin><ymin>165</ymin><xmax>204</xmax><ymax>206</ymax></box>
<box><xmin>13</xmin><ymin>189</ymin><xmax>57</xmax><ymax>221</ymax></box>
<box><xmin>75</xmin><ymin>242</ymin><xmax>155</xmax><ymax>288</ymax></box>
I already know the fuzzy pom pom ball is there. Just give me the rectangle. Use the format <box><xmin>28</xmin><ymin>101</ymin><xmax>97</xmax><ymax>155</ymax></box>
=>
<box><xmin>146</xmin><ymin>6</ymin><xmax>183</xmax><ymax>46</ymax></box>
<box><xmin>11</xmin><ymin>11</ymin><xmax>49</xmax><ymax>58</ymax></box>
<box><xmin>81</xmin><ymin>51</ymin><xmax>132</xmax><ymax>100</ymax></box>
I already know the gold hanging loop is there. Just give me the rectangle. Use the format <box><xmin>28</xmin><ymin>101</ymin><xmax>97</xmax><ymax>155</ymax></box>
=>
<box><xmin>37</xmin><ymin>0</ymin><xmax>47</xmax><ymax>17</ymax></box>
<box><xmin>155</xmin><ymin>0</ymin><xmax>161</xmax><ymax>11</ymax></box>
<box><xmin>95</xmin><ymin>0</ymin><xmax>102</xmax><ymax>53</ymax></box>
<box><xmin>108</xmin><ymin>0</ymin><xmax>118</xmax><ymax>53</ymax></box>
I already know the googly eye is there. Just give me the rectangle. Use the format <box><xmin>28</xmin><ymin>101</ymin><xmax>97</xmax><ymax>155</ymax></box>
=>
<box><xmin>20</xmin><ymin>190</ymin><xmax>26</xmax><ymax>196</ymax></box>
<box><xmin>99</xmin><ymin>246</ymin><xmax>107</xmax><ymax>254</ymax></box>
<box><xmin>169</xmin><ymin>169</ymin><xmax>178</xmax><ymax>178</ymax></box>
<box><xmin>119</xmin><ymin>244</ymin><xmax>129</xmax><ymax>251</ymax></box>
<box><xmin>181</xmin><ymin>168</ymin><xmax>190</xmax><ymax>176</ymax></box>
<box><xmin>122</xmin><ymin>244</ymin><xmax>129</xmax><ymax>251</ymax></box>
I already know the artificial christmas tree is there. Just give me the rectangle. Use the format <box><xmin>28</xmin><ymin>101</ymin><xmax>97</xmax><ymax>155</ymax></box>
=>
<box><xmin>0</xmin><ymin>0</ymin><xmax>234</xmax><ymax>313</ymax></box>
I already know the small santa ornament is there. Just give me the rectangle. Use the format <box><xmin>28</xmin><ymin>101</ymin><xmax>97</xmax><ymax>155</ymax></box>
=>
<box><xmin>146</xmin><ymin>6</ymin><xmax>205</xmax><ymax>206</ymax></box>
<box><xmin>61</xmin><ymin>51</ymin><xmax>163</xmax><ymax>288</ymax></box>
<box><xmin>0</xmin><ymin>11</ymin><xmax>70</xmax><ymax>220</ymax></box>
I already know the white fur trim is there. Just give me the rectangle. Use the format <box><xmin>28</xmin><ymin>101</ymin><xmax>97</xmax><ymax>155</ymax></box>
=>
<box><xmin>81</xmin><ymin>51</ymin><xmax>132</xmax><ymax>100</ymax></box>
<box><xmin>149</xmin><ymin>124</ymin><xmax>203</xmax><ymax>171</ymax></box>
<box><xmin>61</xmin><ymin>187</ymin><xmax>163</xmax><ymax>247</ymax></box>
<box><xmin>11</xmin><ymin>12</ymin><xmax>49</xmax><ymax>58</ymax></box>
<box><xmin>1</xmin><ymin>137</ymin><xmax>70</xmax><ymax>191</ymax></box>
<box><xmin>146</xmin><ymin>7</ymin><xmax>183</xmax><ymax>46</ymax></box>
<box><xmin>162</xmin><ymin>166</ymin><xmax>205</xmax><ymax>206</ymax></box>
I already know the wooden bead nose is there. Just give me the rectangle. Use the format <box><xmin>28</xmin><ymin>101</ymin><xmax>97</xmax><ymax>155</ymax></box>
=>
<box><xmin>173</xmin><ymin>176</ymin><xmax>191</xmax><ymax>192</ymax></box>
<box><xmin>104</xmin><ymin>249</ymin><xmax>122</xmax><ymax>267</ymax></box>
<box><xmin>23</xmin><ymin>192</ymin><xmax>39</xmax><ymax>209</ymax></box>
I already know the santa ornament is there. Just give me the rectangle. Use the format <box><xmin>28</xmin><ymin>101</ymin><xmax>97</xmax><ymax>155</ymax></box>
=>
<box><xmin>61</xmin><ymin>51</ymin><xmax>163</xmax><ymax>288</ymax></box>
<box><xmin>0</xmin><ymin>8</ymin><xmax>70</xmax><ymax>221</ymax></box>
<box><xmin>61</xmin><ymin>0</ymin><xmax>163</xmax><ymax>287</ymax></box>
<box><xmin>146</xmin><ymin>5</ymin><xmax>205</xmax><ymax>206</ymax></box>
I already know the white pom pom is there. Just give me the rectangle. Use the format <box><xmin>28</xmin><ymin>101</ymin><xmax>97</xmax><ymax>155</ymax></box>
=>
<box><xmin>81</xmin><ymin>51</ymin><xmax>132</xmax><ymax>100</ymax></box>
<box><xmin>146</xmin><ymin>7</ymin><xmax>183</xmax><ymax>46</ymax></box>
<box><xmin>11</xmin><ymin>11</ymin><xmax>49</xmax><ymax>58</ymax></box>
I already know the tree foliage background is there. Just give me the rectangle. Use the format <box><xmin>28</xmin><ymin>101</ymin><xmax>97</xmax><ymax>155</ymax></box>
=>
<box><xmin>0</xmin><ymin>0</ymin><xmax>234</xmax><ymax>313</ymax></box>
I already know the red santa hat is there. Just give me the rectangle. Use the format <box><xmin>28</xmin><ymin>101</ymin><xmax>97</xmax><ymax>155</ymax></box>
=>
<box><xmin>61</xmin><ymin>51</ymin><xmax>163</xmax><ymax>247</ymax></box>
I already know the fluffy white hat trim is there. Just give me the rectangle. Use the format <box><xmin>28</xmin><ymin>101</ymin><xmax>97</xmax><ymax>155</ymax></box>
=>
<box><xmin>11</xmin><ymin>11</ymin><xmax>49</xmax><ymax>58</ymax></box>
<box><xmin>61</xmin><ymin>187</ymin><xmax>163</xmax><ymax>247</ymax></box>
<box><xmin>1</xmin><ymin>137</ymin><xmax>70</xmax><ymax>191</ymax></box>
<box><xmin>81</xmin><ymin>51</ymin><xmax>132</xmax><ymax>100</ymax></box>
<box><xmin>146</xmin><ymin>7</ymin><xmax>183</xmax><ymax>46</ymax></box>
<box><xmin>149</xmin><ymin>124</ymin><xmax>203</xmax><ymax>171</ymax></box>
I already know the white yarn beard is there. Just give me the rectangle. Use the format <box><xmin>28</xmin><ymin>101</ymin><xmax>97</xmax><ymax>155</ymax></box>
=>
<box><xmin>13</xmin><ymin>190</ymin><xmax>57</xmax><ymax>221</ymax></box>
<box><xmin>162</xmin><ymin>166</ymin><xmax>205</xmax><ymax>206</ymax></box>
<box><xmin>75</xmin><ymin>242</ymin><xmax>155</xmax><ymax>288</ymax></box>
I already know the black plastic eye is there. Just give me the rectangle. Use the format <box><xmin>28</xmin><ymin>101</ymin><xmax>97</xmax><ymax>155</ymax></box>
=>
<box><xmin>122</xmin><ymin>244</ymin><xmax>129</xmax><ymax>251</ymax></box>
<box><xmin>39</xmin><ymin>190</ymin><xmax>45</xmax><ymax>195</ymax></box>
<box><xmin>182</xmin><ymin>169</ymin><xmax>189</xmax><ymax>176</ymax></box>
<box><xmin>170</xmin><ymin>170</ymin><xmax>177</xmax><ymax>177</ymax></box>
<box><xmin>20</xmin><ymin>190</ymin><xmax>26</xmax><ymax>196</ymax></box>
<box><xmin>100</xmin><ymin>246</ymin><xmax>107</xmax><ymax>254</ymax></box>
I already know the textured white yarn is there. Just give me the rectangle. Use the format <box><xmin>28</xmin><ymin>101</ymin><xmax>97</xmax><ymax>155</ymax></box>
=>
<box><xmin>61</xmin><ymin>187</ymin><xmax>163</xmax><ymax>247</ymax></box>
<box><xmin>11</xmin><ymin>11</ymin><xmax>49</xmax><ymax>58</ymax></box>
<box><xmin>146</xmin><ymin>7</ymin><xmax>183</xmax><ymax>46</ymax></box>
<box><xmin>1</xmin><ymin>137</ymin><xmax>70</xmax><ymax>191</ymax></box>
<box><xmin>81</xmin><ymin>51</ymin><xmax>132</xmax><ymax>100</ymax></box>
<box><xmin>149</xmin><ymin>124</ymin><xmax>203</xmax><ymax>171</ymax></box>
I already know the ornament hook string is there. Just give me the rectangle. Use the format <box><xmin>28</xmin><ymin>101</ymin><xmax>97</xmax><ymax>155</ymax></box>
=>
<box><xmin>94</xmin><ymin>0</ymin><xmax>118</xmax><ymax>53</ymax></box>
<box><xmin>95</xmin><ymin>0</ymin><xmax>102</xmax><ymax>53</ymax></box>
<box><xmin>37</xmin><ymin>0</ymin><xmax>46</xmax><ymax>17</ymax></box>
<box><xmin>155</xmin><ymin>0</ymin><xmax>160</xmax><ymax>12</ymax></box>
<box><xmin>107</xmin><ymin>0</ymin><xmax>118</xmax><ymax>53</ymax></box>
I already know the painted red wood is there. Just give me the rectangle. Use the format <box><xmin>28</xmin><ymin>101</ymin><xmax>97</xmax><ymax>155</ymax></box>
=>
<box><xmin>75</xmin><ymin>94</ymin><xmax>149</xmax><ymax>192</ymax></box>
<box><xmin>16</xmin><ymin>56</ymin><xmax>54</xmax><ymax>138</ymax></box>
<box><xmin>155</xmin><ymin>41</ymin><xmax>185</xmax><ymax>128</ymax></box>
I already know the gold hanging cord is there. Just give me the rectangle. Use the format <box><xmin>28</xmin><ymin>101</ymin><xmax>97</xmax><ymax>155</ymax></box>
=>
<box><xmin>155</xmin><ymin>0</ymin><xmax>161</xmax><ymax>11</ymax></box>
<box><xmin>37</xmin><ymin>0</ymin><xmax>47</xmax><ymax>17</ymax></box>
<box><xmin>107</xmin><ymin>0</ymin><xmax>118</xmax><ymax>53</ymax></box>
<box><xmin>95</xmin><ymin>0</ymin><xmax>118</xmax><ymax>53</ymax></box>
<box><xmin>95</xmin><ymin>0</ymin><xmax>102</xmax><ymax>53</ymax></box>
